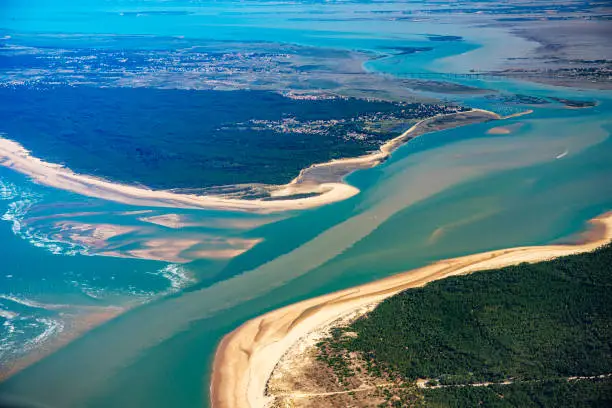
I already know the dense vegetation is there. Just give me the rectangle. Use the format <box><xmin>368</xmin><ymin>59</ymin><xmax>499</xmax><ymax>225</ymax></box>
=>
<box><xmin>0</xmin><ymin>86</ymin><xmax>458</xmax><ymax>189</ymax></box>
<box><xmin>425</xmin><ymin>378</ymin><xmax>612</xmax><ymax>408</ymax></box>
<box><xmin>318</xmin><ymin>243</ymin><xmax>612</xmax><ymax>407</ymax></box>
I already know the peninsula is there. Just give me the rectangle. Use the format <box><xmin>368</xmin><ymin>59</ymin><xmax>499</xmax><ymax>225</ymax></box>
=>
<box><xmin>0</xmin><ymin>109</ymin><xmax>498</xmax><ymax>213</ymax></box>
<box><xmin>210</xmin><ymin>212</ymin><xmax>612</xmax><ymax>408</ymax></box>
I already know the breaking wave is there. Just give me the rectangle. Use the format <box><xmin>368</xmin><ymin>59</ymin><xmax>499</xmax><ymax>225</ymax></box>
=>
<box><xmin>0</xmin><ymin>177</ymin><xmax>197</xmax><ymax>370</ymax></box>
<box><xmin>0</xmin><ymin>295</ymin><xmax>64</xmax><ymax>363</ymax></box>
<box><xmin>0</xmin><ymin>178</ymin><xmax>20</xmax><ymax>201</ymax></box>
<box><xmin>151</xmin><ymin>264</ymin><xmax>195</xmax><ymax>292</ymax></box>
<box><xmin>0</xmin><ymin>177</ymin><xmax>90</xmax><ymax>256</ymax></box>
<box><xmin>66</xmin><ymin>264</ymin><xmax>195</xmax><ymax>302</ymax></box>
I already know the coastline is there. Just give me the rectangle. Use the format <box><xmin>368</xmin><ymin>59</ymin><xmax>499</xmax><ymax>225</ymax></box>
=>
<box><xmin>0</xmin><ymin>109</ymin><xmax>499</xmax><ymax>214</ymax></box>
<box><xmin>209</xmin><ymin>211</ymin><xmax>612</xmax><ymax>408</ymax></box>
<box><xmin>0</xmin><ymin>107</ymin><xmax>501</xmax><ymax>383</ymax></box>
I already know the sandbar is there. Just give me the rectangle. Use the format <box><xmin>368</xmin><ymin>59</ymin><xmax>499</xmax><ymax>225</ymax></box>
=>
<box><xmin>486</xmin><ymin>126</ymin><xmax>512</xmax><ymax>135</ymax></box>
<box><xmin>210</xmin><ymin>211</ymin><xmax>612</xmax><ymax>408</ymax></box>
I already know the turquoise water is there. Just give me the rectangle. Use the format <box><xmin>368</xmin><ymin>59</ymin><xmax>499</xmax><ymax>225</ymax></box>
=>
<box><xmin>1</xmin><ymin>1</ymin><xmax>611</xmax><ymax>407</ymax></box>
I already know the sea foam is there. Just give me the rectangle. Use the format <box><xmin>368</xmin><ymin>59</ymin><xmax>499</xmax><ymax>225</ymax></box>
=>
<box><xmin>0</xmin><ymin>178</ymin><xmax>197</xmax><ymax>367</ymax></box>
<box><xmin>0</xmin><ymin>296</ymin><xmax>64</xmax><ymax>363</ymax></box>
<box><xmin>0</xmin><ymin>178</ymin><xmax>91</xmax><ymax>256</ymax></box>
<box><xmin>153</xmin><ymin>264</ymin><xmax>195</xmax><ymax>292</ymax></box>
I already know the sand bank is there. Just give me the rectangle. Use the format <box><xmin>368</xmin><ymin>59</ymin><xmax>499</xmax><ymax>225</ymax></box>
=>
<box><xmin>210</xmin><ymin>211</ymin><xmax>612</xmax><ymax>408</ymax></box>
<box><xmin>0</xmin><ymin>135</ymin><xmax>357</xmax><ymax>213</ymax></box>
<box><xmin>53</xmin><ymin>221</ymin><xmax>138</xmax><ymax>249</ymax></box>
<box><xmin>0</xmin><ymin>109</ymin><xmax>498</xmax><ymax>213</ymax></box>
<box><xmin>486</xmin><ymin>126</ymin><xmax>512</xmax><ymax>135</ymax></box>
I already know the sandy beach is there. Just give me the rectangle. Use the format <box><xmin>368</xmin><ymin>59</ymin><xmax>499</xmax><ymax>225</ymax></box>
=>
<box><xmin>0</xmin><ymin>135</ymin><xmax>358</xmax><ymax>213</ymax></box>
<box><xmin>0</xmin><ymin>109</ymin><xmax>498</xmax><ymax>214</ymax></box>
<box><xmin>210</xmin><ymin>211</ymin><xmax>612</xmax><ymax>408</ymax></box>
<box><xmin>287</xmin><ymin>109</ymin><xmax>500</xmax><ymax>188</ymax></box>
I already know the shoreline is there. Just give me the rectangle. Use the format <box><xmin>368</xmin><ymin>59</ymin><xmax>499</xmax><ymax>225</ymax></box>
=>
<box><xmin>281</xmin><ymin>109</ymin><xmax>500</xmax><ymax>190</ymax></box>
<box><xmin>0</xmin><ymin>107</ymin><xmax>501</xmax><ymax>383</ymax></box>
<box><xmin>209</xmin><ymin>211</ymin><xmax>612</xmax><ymax>408</ymax></box>
<box><xmin>0</xmin><ymin>109</ymin><xmax>500</xmax><ymax>214</ymax></box>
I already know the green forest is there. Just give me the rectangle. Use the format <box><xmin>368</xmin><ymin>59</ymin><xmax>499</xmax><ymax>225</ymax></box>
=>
<box><xmin>425</xmin><ymin>378</ymin><xmax>612</xmax><ymax>408</ymax></box>
<box><xmin>318</xmin><ymin>243</ymin><xmax>612</xmax><ymax>407</ymax></box>
<box><xmin>0</xmin><ymin>86</ymin><xmax>460</xmax><ymax>189</ymax></box>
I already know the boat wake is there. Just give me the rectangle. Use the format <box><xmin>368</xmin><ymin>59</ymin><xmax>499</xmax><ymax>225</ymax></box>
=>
<box><xmin>556</xmin><ymin>149</ymin><xmax>569</xmax><ymax>159</ymax></box>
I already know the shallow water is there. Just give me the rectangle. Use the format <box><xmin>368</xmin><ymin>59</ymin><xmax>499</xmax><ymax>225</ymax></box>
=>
<box><xmin>0</xmin><ymin>1</ymin><xmax>611</xmax><ymax>407</ymax></box>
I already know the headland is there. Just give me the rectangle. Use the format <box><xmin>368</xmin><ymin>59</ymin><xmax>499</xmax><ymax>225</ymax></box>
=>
<box><xmin>210</xmin><ymin>211</ymin><xmax>612</xmax><ymax>408</ymax></box>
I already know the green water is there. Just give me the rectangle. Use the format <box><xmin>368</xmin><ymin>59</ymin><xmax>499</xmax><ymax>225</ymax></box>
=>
<box><xmin>1</xmin><ymin>1</ymin><xmax>611</xmax><ymax>407</ymax></box>
<box><xmin>3</xmin><ymin>94</ymin><xmax>610</xmax><ymax>407</ymax></box>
